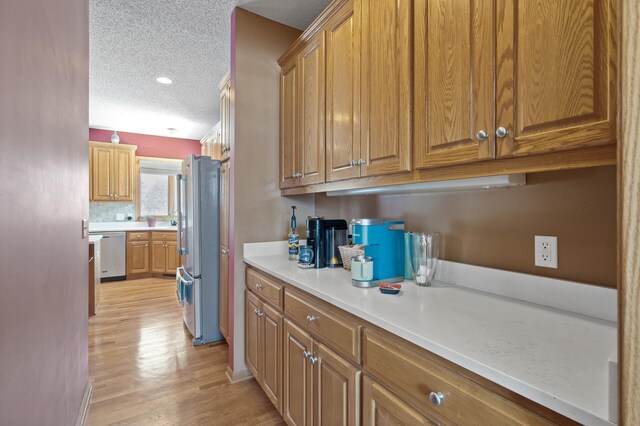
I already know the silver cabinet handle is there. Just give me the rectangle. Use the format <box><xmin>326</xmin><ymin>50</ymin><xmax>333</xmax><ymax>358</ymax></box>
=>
<box><xmin>309</xmin><ymin>356</ymin><xmax>318</xmax><ymax>364</ymax></box>
<box><xmin>303</xmin><ymin>350</ymin><xmax>311</xmax><ymax>359</ymax></box>
<box><xmin>257</xmin><ymin>311</ymin><xmax>264</xmax><ymax>317</ymax></box>
<box><xmin>253</xmin><ymin>308</ymin><xmax>259</xmax><ymax>316</ymax></box>
<box><xmin>357</xmin><ymin>159</ymin><xmax>366</xmax><ymax>166</ymax></box>
<box><xmin>221</xmin><ymin>247</ymin><xmax>229</xmax><ymax>255</ymax></box>
<box><xmin>255</xmin><ymin>284</ymin><xmax>263</xmax><ymax>290</ymax></box>
<box><xmin>496</xmin><ymin>127</ymin><xmax>509</xmax><ymax>138</ymax></box>
<box><xmin>114</xmin><ymin>194</ymin><xmax>119</xmax><ymax>198</ymax></box>
<box><xmin>476</xmin><ymin>130</ymin><xmax>489</xmax><ymax>141</ymax></box>
<box><xmin>293</xmin><ymin>172</ymin><xmax>301</xmax><ymax>178</ymax></box>
<box><xmin>306</xmin><ymin>315</ymin><xmax>318</xmax><ymax>323</ymax></box>
<box><xmin>429</xmin><ymin>391</ymin><xmax>445</xmax><ymax>406</ymax></box>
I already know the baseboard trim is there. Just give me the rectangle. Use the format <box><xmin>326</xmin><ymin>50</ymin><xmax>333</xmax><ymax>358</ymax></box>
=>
<box><xmin>225</xmin><ymin>365</ymin><xmax>253</xmax><ymax>384</ymax></box>
<box><xmin>75</xmin><ymin>382</ymin><xmax>93</xmax><ymax>426</ymax></box>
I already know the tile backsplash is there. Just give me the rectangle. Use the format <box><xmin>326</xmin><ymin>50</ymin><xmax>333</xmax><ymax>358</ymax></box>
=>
<box><xmin>90</xmin><ymin>202</ymin><xmax>135</xmax><ymax>222</ymax></box>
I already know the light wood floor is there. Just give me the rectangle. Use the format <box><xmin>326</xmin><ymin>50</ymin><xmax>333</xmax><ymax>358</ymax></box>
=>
<box><xmin>87</xmin><ymin>277</ymin><xmax>284</xmax><ymax>425</ymax></box>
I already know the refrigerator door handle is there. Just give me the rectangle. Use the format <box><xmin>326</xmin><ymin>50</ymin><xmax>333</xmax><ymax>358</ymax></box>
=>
<box><xmin>176</xmin><ymin>174</ymin><xmax>186</xmax><ymax>255</ymax></box>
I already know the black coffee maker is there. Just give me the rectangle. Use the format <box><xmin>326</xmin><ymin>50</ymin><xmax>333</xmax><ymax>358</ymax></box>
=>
<box><xmin>306</xmin><ymin>217</ymin><xmax>348</xmax><ymax>269</ymax></box>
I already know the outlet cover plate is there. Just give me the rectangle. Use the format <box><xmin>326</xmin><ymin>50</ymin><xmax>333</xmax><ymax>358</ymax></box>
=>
<box><xmin>535</xmin><ymin>235</ymin><xmax>558</xmax><ymax>268</ymax></box>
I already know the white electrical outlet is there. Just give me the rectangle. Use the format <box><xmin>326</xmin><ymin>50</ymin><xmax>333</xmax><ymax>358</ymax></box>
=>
<box><xmin>535</xmin><ymin>235</ymin><xmax>558</xmax><ymax>268</ymax></box>
<box><xmin>116</xmin><ymin>213</ymin><xmax>125</xmax><ymax>221</ymax></box>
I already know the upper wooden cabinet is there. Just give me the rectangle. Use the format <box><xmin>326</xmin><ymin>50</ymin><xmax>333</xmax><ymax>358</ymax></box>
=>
<box><xmin>360</xmin><ymin>0</ymin><xmax>412</xmax><ymax>177</ymax></box>
<box><xmin>278</xmin><ymin>0</ymin><xmax>617</xmax><ymax>194</ymax></box>
<box><xmin>89</xmin><ymin>141</ymin><xmax>136</xmax><ymax>201</ymax></box>
<box><xmin>325</xmin><ymin>0</ymin><xmax>360</xmax><ymax>182</ymax></box>
<box><xmin>298</xmin><ymin>33</ymin><xmax>326</xmax><ymax>186</ymax></box>
<box><xmin>219</xmin><ymin>73</ymin><xmax>231</xmax><ymax>160</ymax></box>
<box><xmin>280</xmin><ymin>33</ymin><xmax>326</xmax><ymax>189</ymax></box>
<box><xmin>495</xmin><ymin>0</ymin><xmax>617</xmax><ymax>158</ymax></box>
<box><xmin>413</xmin><ymin>0</ymin><xmax>495</xmax><ymax>169</ymax></box>
<box><xmin>280</xmin><ymin>56</ymin><xmax>299</xmax><ymax>189</ymax></box>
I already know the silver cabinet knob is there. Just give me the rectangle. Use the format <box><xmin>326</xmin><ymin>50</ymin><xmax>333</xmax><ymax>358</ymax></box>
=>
<box><xmin>293</xmin><ymin>172</ymin><xmax>302</xmax><ymax>178</ymax></box>
<box><xmin>253</xmin><ymin>308</ymin><xmax>259</xmax><ymax>316</ymax></box>
<box><xmin>429</xmin><ymin>391</ymin><xmax>445</xmax><ymax>406</ymax></box>
<box><xmin>255</xmin><ymin>283</ymin><xmax>263</xmax><ymax>290</ymax></box>
<box><xmin>306</xmin><ymin>315</ymin><xmax>318</xmax><ymax>323</ymax></box>
<box><xmin>358</xmin><ymin>159</ymin><xmax>366</xmax><ymax>166</ymax></box>
<box><xmin>303</xmin><ymin>350</ymin><xmax>311</xmax><ymax>359</ymax></box>
<box><xmin>476</xmin><ymin>130</ymin><xmax>489</xmax><ymax>141</ymax></box>
<box><xmin>221</xmin><ymin>248</ymin><xmax>229</xmax><ymax>255</ymax></box>
<box><xmin>349</xmin><ymin>160</ymin><xmax>355</xmax><ymax>167</ymax></box>
<box><xmin>257</xmin><ymin>311</ymin><xmax>264</xmax><ymax>317</ymax></box>
<box><xmin>496</xmin><ymin>127</ymin><xmax>509</xmax><ymax>138</ymax></box>
<box><xmin>309</xmin><ymin>356</ymin><xmax>318</xmax><ymax>364</ymax></box>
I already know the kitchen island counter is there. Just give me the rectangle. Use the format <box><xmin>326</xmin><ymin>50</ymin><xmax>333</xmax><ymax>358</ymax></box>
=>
<box><xmin>244</xmin><ymin>243</ymin><xmax>617</xmax><ymax>426</ymax></box>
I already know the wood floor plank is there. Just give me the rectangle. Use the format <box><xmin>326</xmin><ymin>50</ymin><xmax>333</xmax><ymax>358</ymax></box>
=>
<box><xmin>87</xmin><ymin>278</ymin><xmax>283</xmax><ymax>425</ymax></box>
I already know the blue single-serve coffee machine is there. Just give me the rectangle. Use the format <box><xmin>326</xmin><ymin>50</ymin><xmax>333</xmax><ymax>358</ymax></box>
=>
<box><xmin>351</xmin><ymin>219</ymin><xmax>405</xmax><ymax>287</ymax></box>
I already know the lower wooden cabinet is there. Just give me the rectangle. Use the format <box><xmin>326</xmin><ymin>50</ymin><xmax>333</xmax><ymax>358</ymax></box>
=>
<box><xmin>127</xmin><ymin>231</ymin><xmax>178</xmax><ymax>278</ymax></box>
<box><xmin>246</xmin><ymin>290</ymin><xmax>283</xmax><ymax>411</ymax></box>
<box><xmin>362</xmin><ymin>376</ymin><xmax>433</xmax><ymax>426</ymax></box>
<box><xmin>219</xmin><ymin>252</ymin><xmax>229</xmax><ymax>340</ymax></box>
<box><xmin>282</xmin><ymin>318</ymin><xmax>360</xmax><ymax>426</ymax></box>
<box><xmin>244</xmin><ymin>267</ymin><xmax>571</xmax><ymax>426</ymax></box>
<box><xmin>127</xmin><ymin>240</ymin><xmax>149</xmax><ymax>275</ymax></box>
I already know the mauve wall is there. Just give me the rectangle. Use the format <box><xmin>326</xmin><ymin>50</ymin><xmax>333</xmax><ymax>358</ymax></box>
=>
<box><xmin>89</xmin><ymin>128</ymin><xmax>201</xmax><ymax>159</ymax></box>
<box><xmin>229</xmin><ymin>9</ymin><xmax>314</xmax><ymax>375</ymax></box>
<box><xmin>316</xmin><ymin>166</ymin><xmax>617</xmax><ymax>287</ymax></box>
<box><xmin>0</xmin><ymin>0</ymin><xmax>89</xmax><ymax>425</ymax></box>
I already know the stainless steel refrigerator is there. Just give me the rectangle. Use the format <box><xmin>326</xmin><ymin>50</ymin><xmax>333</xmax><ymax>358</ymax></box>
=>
<box><xmin>176</xmin><ymin>155</ymin><xmax>223</xmax><ymax>345</ymax></box>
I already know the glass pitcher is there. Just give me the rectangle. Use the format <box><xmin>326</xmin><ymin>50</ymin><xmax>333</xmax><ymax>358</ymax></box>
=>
<box><xmin>411</xmin><ymin>233</ymin><xmax>440</xmax><ymax>287</ymax></box>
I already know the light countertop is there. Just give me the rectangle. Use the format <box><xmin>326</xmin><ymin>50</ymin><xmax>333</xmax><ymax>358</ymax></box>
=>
<box><xmin>88</xmin><ymin>235</ymin><xmax>102</xmax><ymax>244</ymax></box>
<box><xmin>244</xmin><ymin>245</ymin><xmax>617</xmax><ymax>426</ymax></box>
<box><xmin>89</xmin><ymin>222</ymin><xmax>177</xmax><ymax>232</ymax></box>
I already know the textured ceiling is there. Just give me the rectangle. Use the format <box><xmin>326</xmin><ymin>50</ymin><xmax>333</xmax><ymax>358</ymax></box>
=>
<box><xmin>89</xmin><ymin>0</ymin><xmax>330</xmax><ymax>140</ymax></box>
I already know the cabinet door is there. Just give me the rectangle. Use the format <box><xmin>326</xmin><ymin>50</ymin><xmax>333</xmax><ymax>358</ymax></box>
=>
<box><xmin>219</xmin><ymin>251</ymin><xmax>229</xmax><ymax>340</ymax></box>
<box><xmin>261</xmin><ymin>302</ymin><xmax>283</xmax><ymax>411</ymax></box>
<box><xmin>113</xmin><ymin>148</ymin><xmax>133</xmax><ymax>201</ymax></box>
<box><xmin>314</xmin><ymin>342</ymin><xmax>361</xmax><ymax>426</ymax></box>
<box><xmin>280</xmin><ymin>57</ymin><xmax>299</xmax><ymax>189</ymax></box>
<box><xmin>495</xmin><ymin>0</ymin><xmax>617</xmax><ymax>157</ymax></box>
<box><xmin>150</xmin><ymin>241</ymin><xmax>166</xmax><ymax>273</ymax></box>
<box><xmin>360</xmin><ymin>0</ymin><xmax>411</xmax><ymax>176</ymax></box>
<box><xmin>362</xmin><ymin>376</ymin><xmax>433</xmax><ymax>426</ymax></box>
<box><xmin>127</xmin><ymin>241</ymin><xmax>149</xmax><ymax>274</ymax></box>
<box><xmin>298</xmin><ymin>33</ymin><xmax>326</xmax><ymax>186</ymax></box>
<box><xmin>326</xmin><ymin>1</ymin><xmax>361</xmax><ymax>182</ymax></box>
<box><xmin>283</xmin><ymin>319</ymin><xmax>313</xmax><ymax>426</ymax></box>
<box><xmin>220</xmin><ymin>83</ymin><xmax>231</xmax><ymax>160</ymax></box>
<box><xmin>165</xmin><ymin>241</ymin><xmax>179</xmax><ymax>273</ymax></box>
<box><xmin>220</xmin><ymin>161</ymin><xmax>230</xmax><ymax>249</ymax></box>
<box><xmin>413</xmin><ymin>0</ymin><xmax>495</xmax><ymax>169</ymax></box>
<box><xmin>245</xmin><ymin>290</ymin><xmax>261</xmax><ymax>380</ymax></box>
<box><xmin>91</xmin><ymin>146</ymin><xmax>113</xmax><ymax>201</ymax></box>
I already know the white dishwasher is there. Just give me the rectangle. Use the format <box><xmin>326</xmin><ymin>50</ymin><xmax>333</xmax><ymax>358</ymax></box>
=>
<box><xmin>94</xmin><ymin>232</ymin><xmax>126</xmax><ymax>281</ymax></box>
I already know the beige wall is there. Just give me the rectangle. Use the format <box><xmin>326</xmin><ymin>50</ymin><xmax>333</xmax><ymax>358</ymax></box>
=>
<box><xmin>0</xmin><ymin>0</ymin><xmax>89</xmax><ymax>424</ymax></box>
<box><xmin>229</xmin><ymin>8</ymin><xmax>314</xmax><ymax>376</ymax></box>
<box><xmin>316</xmin><ymin>166</ymin><xmax>617</xmax><ymax>287</ymax></box>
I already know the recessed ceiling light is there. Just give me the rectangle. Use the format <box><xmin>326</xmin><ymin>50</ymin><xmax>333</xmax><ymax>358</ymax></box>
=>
<box><xmin>156</xmin><ymin>77</ymin><xmax>173</xmax><ymax>85</ymax></box>
<box><xmin>167</xmin><ymin>127</ymin><xmax>178</xmax><ymax>134</ymax></box>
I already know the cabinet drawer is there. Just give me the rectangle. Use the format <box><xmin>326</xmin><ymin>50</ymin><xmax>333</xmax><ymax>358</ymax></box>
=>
<box><xmin>127</xmin><ymin>231</ymin><xmax>150</xmax><ymax>241</ymax></box>
<box><xmin>362</xmin><ymin>329</ymin><xmax>551</xmax><ymax>425</ymax></box>
<box><xmin>151</xmin><ymin>231</ymin><xmax>177</xmax><ymax>241</ymax></box>
<box><xmin>246</xmin><ymin>268</ymin><xmax>283</xmax><ymax>308</ymax></box>
<box><xmin>284</xmin><ymin>289</ymin><xmax>361</xmax><ymax>363</ymax></box>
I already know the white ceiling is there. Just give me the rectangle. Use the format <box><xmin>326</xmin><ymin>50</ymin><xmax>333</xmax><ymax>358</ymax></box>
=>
<box><xmin>89</xmin><ymin>0</ymin><xmax>330</xmax><ymax>140</ymax></box>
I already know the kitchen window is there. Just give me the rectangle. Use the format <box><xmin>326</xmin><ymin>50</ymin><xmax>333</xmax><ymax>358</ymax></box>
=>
<box><xmin>136</xmin><ymin>158</ymin><xmax>181</xmax><ymax>220</ymax></box>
